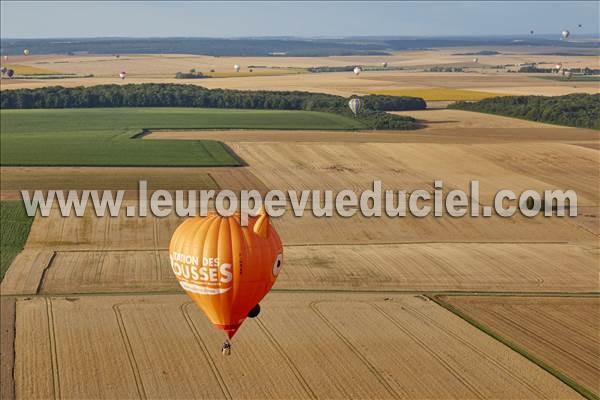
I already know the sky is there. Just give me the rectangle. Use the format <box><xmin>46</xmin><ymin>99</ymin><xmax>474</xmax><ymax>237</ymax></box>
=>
<box><xmin>1</xmin><ymin>1</ymin><xmax>598</xmax><ymax>39</ymax></box>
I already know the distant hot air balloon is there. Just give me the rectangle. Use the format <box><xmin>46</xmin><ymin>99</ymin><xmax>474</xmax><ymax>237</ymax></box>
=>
<box><xmin>561</xmin><ymin>30</ymin><xmax>570</xmax><ymax>40</ymax></box>
<box><xmin>578</xmin><ymin>24</ymin><xmax>582</xmax><ymax>28</ymax></box>
<box><xmin>6</xmin><ymin>69</ymin><xmax>14</xmax><ymax>78</ymax></box>
<box><xmin>234</xmin><ymin>64</ymin><xmax>241</xmax><ymax>72</ymax></box>
<box><xmin>119</xmin><ymin>71</ymin><xmax>126</xmax><ymax>80</ymax></box>
<box><xmin>348</xmin><ymin>97</ymin><xmax>363</xmax><ymax>115</ymax></box>
<box><xmin>0</xmin><ymin>67</ymin><xmax>6</xmax><ymax>75</ymax></box>
<box><xmin>473</xmin><ymin>58</ymin><xmax>479</xmax><ymax>63</ymax></box>
<box><xmin>169</xmin><ymin>210</ymin><xmax>283</xmax><ymax>354</ymax></box>
<box><xmin>23</xmin><ymin>48</ymin><xmax>30</xmax><ymax>56</ymax></box>
<box><xmin>381</xmin><ymin>62</ymin><xmax>388</xmax><ymax>68</ymax></box>
<box><xmin>530</xmin><ymin>30</ymin><xmax>534</xmax><ymax>35</ymax></box>
<box><xmin>554</xmin><ymin>63</ymin><xmax>563</xmax><ymax>74</ymax></box>
<box><xmin>353</xmin><ymin>66</ymin><xmax>362</xmax><ymax>76</ymax></box>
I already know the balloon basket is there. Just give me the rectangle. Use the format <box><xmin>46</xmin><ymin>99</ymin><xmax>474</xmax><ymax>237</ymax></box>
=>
<box><xmin>221</xmin><ymin>340</ymin><xmax>232</xmax><ymax>356</ymax></box>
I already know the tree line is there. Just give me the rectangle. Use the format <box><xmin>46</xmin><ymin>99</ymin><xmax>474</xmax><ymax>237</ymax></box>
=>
<box><xmin>0</xmin><ymin>83</ymin><xmax>426</xmax><ymax>129</ymax></box>
<box><xmin>450</xmin><ymin>93</ymin><xmax>599</xmax><ymax>130</ymax></box>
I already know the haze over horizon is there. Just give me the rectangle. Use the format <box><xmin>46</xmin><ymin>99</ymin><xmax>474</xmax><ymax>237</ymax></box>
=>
<box><xmin>1</xmin><ymin>1</ymin><xmax>598</xmax><ymax>39</ymax></box>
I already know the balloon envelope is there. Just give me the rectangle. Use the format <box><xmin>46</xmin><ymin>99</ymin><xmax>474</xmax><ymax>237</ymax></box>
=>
<box><xmin>6</xmin><ymin>69</ymin><xmax>14</xmax><ymax>78</ymax></box>
<box><xmin>234</xmin><ymin>64</ymin><xmax>241</xmax><ymax>72</ymax></box>
<box><xmin>561</xmin><ymin>30</ymin><xmax>570</xmax><ymax>39</ymax></box>
<box><xmin>381</xmin><ymin>62</ymin><xmax>388</xmax><ymax>68</ymax></box>
<box><xmin>473</xmin><ymin>58</ymin><xmax>478</xmax><ymax>63</ymax></box>
<box><xmin>23</xmin><ymin>49</ymin><xmax>30</xmax><ymax>56</ymax></box>
<box><xmin>169</xmin><ymin>211</ymin><xmax>283</xmax><ymax>339</ymax></box>
<box><xmin>119</xmin><ymin>72</ymin><xmax>126</xmax><ymax>79</ymax></box>
<box><xmin>348</xmin><ymin>97</ymin><xmax>363</xmax><ymax>115</ymax></box>
<box><xmin>353</xmin><ymin>66</ymin><xmax>361</xmax><ymax>75</ymax></box>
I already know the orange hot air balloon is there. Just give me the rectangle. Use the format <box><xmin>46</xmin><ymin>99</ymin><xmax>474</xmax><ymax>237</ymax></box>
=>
<box><xmin>169</xmin><ymin>210</ymin><xmax>283</xmax><ymax>348</ymax></box>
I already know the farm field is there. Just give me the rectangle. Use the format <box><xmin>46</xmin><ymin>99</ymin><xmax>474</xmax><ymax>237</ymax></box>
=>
<box><xmin>372</xmin><ymin>88</ymin><xmax>507</xmax><ymax>101</ymax></box>
<box><xmin>9</xmin><ymin>293</ymin><xmax>581</xmax><ymax>399</ymax></box>
<box><xmin>8</xmin><ymin>201</ymin><xmax>595</xmax><ymax>252</ymax></box>
<box><xmin>440</xmin><ymin>295</ymin><xmax>600</xmax><ymax>398</ymax></box>
<box><xmin>1</xmin><ymin>63</ymin><xmax>62</xmax><ymax>75</ymax></box>
<box><xmin>2</xmin><ymin>48</ymin><xmax>599</xmax><ymax>97</ymax></box>
<box><xmin>0</xmin><ymin>108</ymin><xmax>362</xmax><ymax>166</ymax></box>
<box><xmin>0</xmin><ymin>202</ymin><xmax>33</xmax><ymax>280</ymax></box>
<box><xmin>223</xmin><ymin>141</ymin><xmax>599</xmax><ymax>205</ymax></box>
<box><xmin>0</xmin><ymin>166</ymin><xmax>270</xmax><ymax>200</ymax></box>
<box><xmin>4</xmin><ymin>70</ymin><xmax>598</xmax><ymax>97</ymax></box>
<box><xmin>2</xmin><ymin>243</ymin><xmax>598</xmax><ymax>296</ymax></box>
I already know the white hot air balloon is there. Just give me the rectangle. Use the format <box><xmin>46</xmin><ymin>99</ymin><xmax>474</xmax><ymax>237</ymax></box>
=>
<box><xmin>561</xmin><ymin>30</ymin><xmax>570</xmax><ymax>40</ymax></box>
<box><xmin>23</xmin><ymin>48</ymin><xmax>30</xmax><ymax>56</ymax></box>
<box><xmin>234</xmin><ymin>64</ymin><xmax>241</xmax><ymax>72</ymax></box>
<box><xmin>473</xmin><ymin>58</ymin><xmax>479</xmax><ymax>63</ymax></box>
<box><xmin>381</xmin><ymin>62</ymin><xmax>388</xmax><ymax>68</ymax></box>
<box><xmin>119</xmin><ymin>71</ymin><xmax>126</xmax><ymax>80</ymax></box>
<box><xmin>348</xmin><ymin>97</ymin><xmax>363</xmax><ymax>116</ymax></box>
<box><xmin>353</xmin><ymin>66</ymin><xmax>362</xmax><ymax>76</ymax></box>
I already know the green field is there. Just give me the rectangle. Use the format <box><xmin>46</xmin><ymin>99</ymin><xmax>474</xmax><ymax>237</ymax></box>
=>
<box><xmin>0</xmin><ymin>108</ymin><xmax>364</xmax><ymax>166</ymax></box>
<box><xmin>0</xmin><ymin>201</ymin><xmax>34</xmax><ymax>281</ymax></box>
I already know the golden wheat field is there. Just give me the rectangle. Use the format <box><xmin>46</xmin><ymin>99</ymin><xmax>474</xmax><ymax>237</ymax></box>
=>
<box><xmin>2</xmin><ymin>49</ymin><xmax>599</xmax><ymax>97</ymax></box>
<box><xmin>372</xmin><ymin>88</ymin><xmax>507</xmax><ymax>101</ymax></box>
<box><xmin>9</xmin><ymin>293</ymin><xmax>582</xmax><ymax>399</ymax></box>
<box><xmin>0</xmin><ymin>166</ymin><xmax>268</xmax><ymax>200</ymax></box>
<box><xmin>0</xmin><ymin>63</ymin><xmax>61</xmax><ymax>75</ymax></box>
<box><xmin>441</xmin><ymin>296</ymin><xmax>600</xmax><ymax>397</ymax></box>
<box><xmin>3</xmin><ymin>242</ymin><xmax>598</xmax><ymax>296</ymax></box>
<box><xmin>222</xmin><ymin>141</ymin><xmax>599</xmax><ymax>206</ymax></box>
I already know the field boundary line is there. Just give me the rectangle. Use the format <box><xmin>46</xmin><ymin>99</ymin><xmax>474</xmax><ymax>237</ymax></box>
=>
<box><xmin>45</xmin><ymin>298</ymin><xmax>61</xmax><ymax>400</ymax></box>
<box><xmin>255</xmin><ymin>317</ymin><xmax>317</xmax><ymax>400</ymax></box>
<box><xmin>399</xmin><ymin>301</ymin><xmax>547</xmax><ymax>397</ymax></box>
<box><xmin>370</xmin><ymin>302</ymin><xmax>487</xmax><ymax>399</ymax></box>
<box><xmin>429</xmin><ymin>295</ymin><xmax>600</xmax><ymax>400</ymax></box>
<box><xmin>309</xmin><ymin>300</ymin><xmax>403</xmax><ymax>398</ymax></box>
<box><xmin>112</xmin><ymin>303</ymin><xmax>148</xmax><ymax>400</ymax></box>
<box><xmin>36</xmin><ymin>251</ymin><xmax>57</xmax><ymax>295</ymax></box>
<box><xmin>180</xmin><ymin>302</ymin><xmax>232</xmax><ymax>400</ymax></box>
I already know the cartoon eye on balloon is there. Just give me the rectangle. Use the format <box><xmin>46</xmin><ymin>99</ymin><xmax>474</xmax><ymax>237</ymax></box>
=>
<box><xmin>272</xmin><ymin>253</ymin><xmax>283</xmax><ymax>276</ymax></box>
